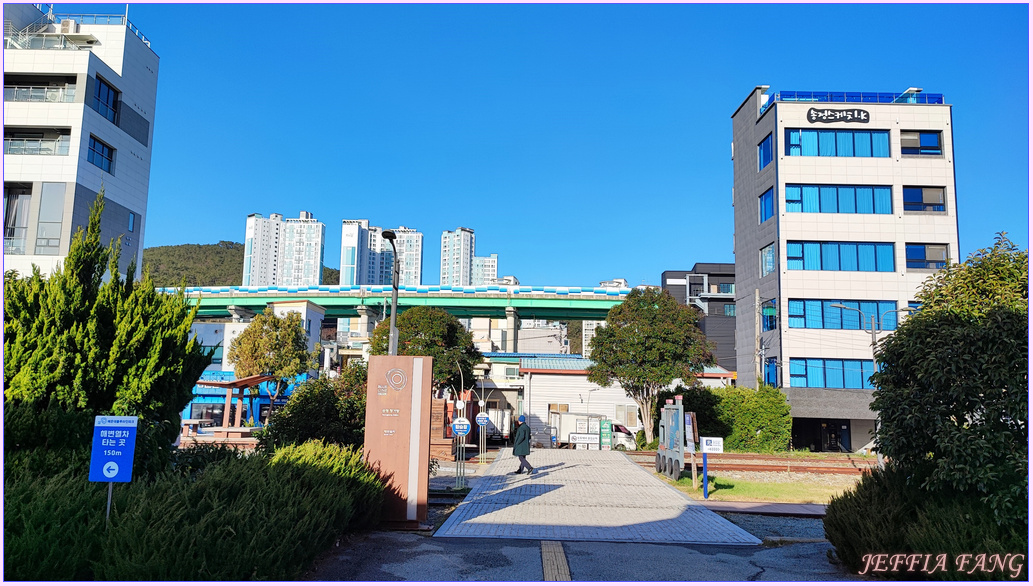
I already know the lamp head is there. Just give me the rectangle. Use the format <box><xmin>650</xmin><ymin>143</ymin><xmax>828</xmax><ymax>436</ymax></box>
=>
<box><xmin>382</xmin><ymin>230</ymin><xmax>396</xmax><ymax>241</ymax></box>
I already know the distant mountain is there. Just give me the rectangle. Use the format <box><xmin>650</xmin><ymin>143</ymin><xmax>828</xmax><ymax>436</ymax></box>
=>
<box><xmin>143</xmin><ymin>242</ymin><xmax>340</xmax><ymax>288</ymax></box>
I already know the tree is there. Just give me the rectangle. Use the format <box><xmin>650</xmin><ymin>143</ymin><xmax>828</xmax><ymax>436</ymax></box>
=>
<box><xmin>565</xmin><ymin>320</ymin><xmax>583</xmax><ymax>355</ymax></box>
<box><xmin>4</xmin><ymin>191</ymin><xmax>212</xmax><ymax>476</ymax></box>
<box><xmin>871</xmin><ymin>234</ymin><xmax>1028</xmax><ymax>526</ymax></box>
<box><xmin>368</xmin><ymin>306</ymin><xmax>483</xmax><ymax>393</ymax></box>
<box><xmin>586</xmin><ymin>288</ymin><xmax>714</xmax><ymax>443</ymax></box>
<box><xmin>258</xmin><ymin>361</ymin><xmax>368</xmax><ymax>450</ymax></box>
<box><xmin>227</xmin><ymin>307</ymin><xmax>319</xmax><ymax>424</ymax></box>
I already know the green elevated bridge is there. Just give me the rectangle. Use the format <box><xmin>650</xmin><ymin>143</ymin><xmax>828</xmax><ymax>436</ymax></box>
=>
<box><xmin>165</xmin><ymin>284</ymin><xmax>630</xmax><ymax>321</ymax></box>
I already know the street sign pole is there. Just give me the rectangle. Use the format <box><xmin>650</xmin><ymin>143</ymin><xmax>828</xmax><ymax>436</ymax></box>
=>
<box><xmin>106</xmin><ymin>482</ymin><xmax>114</xmax><ymax>525</ymax></box>
<box><xmin>89</xmin><ymin>415</ymin><xmax>139</xmax><ymax>525</ymax></box>
<box><xmin>451</xmin><ymin>412</ymin><xmax>471</xmax><ymax>490</ymax></box>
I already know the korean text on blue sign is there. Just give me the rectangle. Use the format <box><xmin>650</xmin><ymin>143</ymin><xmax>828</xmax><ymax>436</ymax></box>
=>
<box><xmin>89</xmin><ymin>416</ymin><xmax>139</xmax><ymax>483</ymax></box>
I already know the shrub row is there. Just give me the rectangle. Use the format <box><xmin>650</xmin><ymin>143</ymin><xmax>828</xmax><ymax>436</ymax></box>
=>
<box><xmin>4</xmin><ymin>440</ymin><xmax>384</xmax><ymax>581</ymax></box>
<box><xmin>651</xmin><ymin>383</ymin><xmax>792</xmax><ymax>452</ymax></box>
<box><xmin>825</xmin><ymin>465</ymin><xmax>1028</xmax><ymax>581</ymax></box>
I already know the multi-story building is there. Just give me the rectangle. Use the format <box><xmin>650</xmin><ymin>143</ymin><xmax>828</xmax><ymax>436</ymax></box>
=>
<box><xmin>731</xmin><ymin>86</ymin><xmax>959</xmax><ymax>452</ymax></box>
<box><xmin>472</xmin><ymin>253</ymin><xmax>498</xmax><ymax>286</ymax></box>
<box><xmin>341</xmin><ymin>219</ymin><xmax>422</xmax><ymax>287</ymax></box>
<box><xmin>440</xmin><ymin>226</ymin><xmax>474</xmax><ymax>286</ymax></box>
<box><xmin>661</xmin><ymin>262</ymin><xmax>737</xmax><ymax>372</ymax></box>
<box><xmin>242</xmin><ymin>211</ymin><xmax>324</xmax><ymax>286</ymax></box>
<box><xmin>4</xmin><ymin>5</ymin><xmax>158</xmax><ymax>278</ymax></box>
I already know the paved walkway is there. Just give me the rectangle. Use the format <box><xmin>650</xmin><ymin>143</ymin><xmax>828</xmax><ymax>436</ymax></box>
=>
<box><xmin>434</xmin><ymin>449</ymin><xmax>761</xmax><ymax>545</ymax></box>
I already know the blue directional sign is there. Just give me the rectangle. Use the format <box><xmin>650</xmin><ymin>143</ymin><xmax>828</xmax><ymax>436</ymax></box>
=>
<box><xmin>89</xmin><ymin>416</ymin><xmax>139</xmax><ymax>483</ymax></box>
<box><xmin>451</xmin><ymin>417</ymin><xmax>472</xmax><ymax>437</ymax></box>
<box><xmin>475</xmin><ymin>412</ymin><xmax>490</xmax><ymax>427</ymax></box>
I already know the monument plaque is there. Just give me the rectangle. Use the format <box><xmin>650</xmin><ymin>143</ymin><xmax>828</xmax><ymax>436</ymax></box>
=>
<box><xmin>364</xmin><ymin>355</ymin><xmax>434</xmax><ymax>528</ymax></box>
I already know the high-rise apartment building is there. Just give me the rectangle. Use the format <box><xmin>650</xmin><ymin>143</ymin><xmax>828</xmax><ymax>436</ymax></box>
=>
<box><xmin>340</xmin><ymin>219</ymin><xmax>422</xmax><ymax>287</ymax></box>
<box><xmin>472</xmin><ymin>253</ymin><xmax>498</xmax><ymax>286</ymax></box>
<box><xmin>242</xmin><ymin>211</ymin><xmax>325</xmax><ymax>286</ymax></box>
<box><xmin>731</xmin><ymin>86</ymin><xmax>959</xmax><ymax>452</ymax></box>
<box><xmin>440</xmin><ymin>227</ymin><xmax>474</xmax><ymax>286</ymax></box>
<box><xmin>4</xmin><ymin>5</ymin><xmax>158</xmax><ymax>278</ymax></box>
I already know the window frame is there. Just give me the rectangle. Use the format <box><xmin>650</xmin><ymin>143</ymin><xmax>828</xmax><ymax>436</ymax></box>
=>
<box><xmin>905</xmin><ymin>243</ymin><xmax>949</xmax><ymax>269</ymax></box>
<box><xmin>902</xmin><ymin>186</ymin><xmax>946</xmax><ymax>212</ymax></box>
<box><xmin>87</xmin><ymin>135</ymin><xmax>115</xmax><ymax>173</ymax></box>
<box><xmin>758</xmin><ymin>134</ymin><xmax>773</xmax><ymax>170</ymax></box>
<box><xmin>900</xmin><ymin>130</ymin><xmax>942</xmax><ymax>155</ymax></box>
<box><xmin>759</xmin><ymin>187</ymin><xmax>774</xmax><ymax>223</ymax></box>
<box><xmin>723</xmin><ymin>304</ymin><xmax>736</xmax><ymax>317</ymax></box>
<box><xmin>760</xmin><ymin>243</ymin><xmax>776</xmax><ymax>277</ymax></box>
<box><xmin>92</xmin><ymin>75</ymin><xmax>119</xmax><ymax>124</ymax></box>
<box><xmin>785</xmin><ymin>129</ymin><xmax>890</xmax><ymax>157</ymax></box>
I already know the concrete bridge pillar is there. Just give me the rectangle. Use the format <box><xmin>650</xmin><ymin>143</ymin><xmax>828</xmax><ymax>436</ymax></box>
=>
<box><xmin>505</xmin><ymin>306</ymin><xmax>519</xmax><ymax>353</ymax></box>
<box><xmin>356</xmin><ymin>305</ymin><xmax>379</xmax><ymax>336</ymax></box>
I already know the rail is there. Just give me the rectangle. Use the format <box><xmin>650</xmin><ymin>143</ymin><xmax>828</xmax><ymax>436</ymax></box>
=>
<box><xmin>4</xmin><ymin>85</ymin><xmax>76</xmax><ymax>103</ymax></box>
<box><xmin>760</xmin><ymin>90</ymin><xmax>946</xmax><ymax>116</ymax></box>
<box><xmin>4</xmin><ymin>137</ymin><xmax>70</xmax><ymax>156</ymax></box>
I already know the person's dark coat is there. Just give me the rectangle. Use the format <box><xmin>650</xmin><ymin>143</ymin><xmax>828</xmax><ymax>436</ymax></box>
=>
<box><xmin>513</xmin><ymin>421</ymin><xmax>531</xmax><ymax>456</ymax></box>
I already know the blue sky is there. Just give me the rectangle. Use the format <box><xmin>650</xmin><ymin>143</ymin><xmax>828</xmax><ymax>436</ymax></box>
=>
<box><xmin>52</xmin><ymin>3</ymin><xmax>1030</xmax><ymax>286</ymax></box>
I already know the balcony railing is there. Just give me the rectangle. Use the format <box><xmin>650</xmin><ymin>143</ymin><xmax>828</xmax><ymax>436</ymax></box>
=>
<box><xmin>4</xmin><ymin>137</ymin><xmax>70</xmax><ymax>155</ymax></box>
<box><xmin>4</xmin><ymin>85</ymin><xmax>76</xmax><ymax>103</ymax></box>
<box><xmin>4</xmin><ymin>237</ymin><xmax>28</xmax><ymax>255</ymax></box>
<box><xmin>759</xmin><ymin>90</ymin><xmax>946</xmax><ymax>116</ymax></box>
<box><xmin>53</xmin><ymin>13</ymin><xmax>151</xmax><ymax>47</ymax></box>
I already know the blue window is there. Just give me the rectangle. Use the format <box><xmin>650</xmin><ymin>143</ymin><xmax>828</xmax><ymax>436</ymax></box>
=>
<box><xmin>788</xmin><ymin>299</ymin><xmax>898</xmax><ymax>331</ymax></box>
<box><xmin>723</xmin><ymin>304</ymin><xmax>736</xmax><ymax>317</ymax></box>
<box><xmin>788</xmin><ymin>241</ymin><xmax>894</xmax><ymax>272</ymax></box>
<box><xmin>87</xmin><ymin>136</ymin><xmax>114</xmax><ymax>173</ymax></box>
<box><xmin>786</xmin><ymin>185</ymin><xmax>891</xmax><ymax>214</ymax></box>
<box><xmin>764</xmin><ymin>357</ymin><xmax>778</xmax><ymax>386</ymax></box>
<box><xmin>92</xmin><ymin>76</ymin><xmax>119</xmax><ymax>124</ymax></box>
<box><xmin>719</xmin><ymin>283</ymin><xmax>734</xmax><ymax>294</ymax></box>
<box><xmin>903</xmin><ymin>187</ymin><xmax>946</xmax><ymax>212</ymax></box>
<box><xmin>789</xmin><ymin>358</ymin><xmax>875</xmax><ymax>389</ymax></box>
<box><xmin>759</xmin><ymin>188</ymin><xmax>774</xmax><ymax>223</ymax></box>
<box><xmin>762</xmin><ymin>299</ymin><xmax>777</xmax><ymax>331</ymax></box>
<box><xmin>901</xmin><ymin>131</ymin><xmax>942</xmax><ymax>155</ymax></box>
<box><xmin>906</xmin><ymin>244</ymin><xmax>948</xmax><ymax>269</ymax></box>
<box><xmin>786</xmin><ymin>129</ymin><xmax>889</xmax><ymax>157</ymax></box>
<box><xmin>758</xmin><ymin>134</ymin><xmax>773</xmax><ymax>170</ymax></box>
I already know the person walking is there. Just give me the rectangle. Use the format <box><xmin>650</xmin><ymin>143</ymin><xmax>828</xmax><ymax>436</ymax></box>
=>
<box><xmin>511</xmin><ymin>415</ymin><xmax>534</xmax><ymax>474</ymax></box>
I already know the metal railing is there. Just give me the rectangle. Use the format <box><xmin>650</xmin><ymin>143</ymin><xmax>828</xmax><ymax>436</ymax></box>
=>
<box><xmin>53</xmin><ymin>13</ymin><xmax>151</xmax><ymax>47</ymax></box>
<box><xmin>4</xmin><ymin>85</ymin><xmax>76</xmax><ymax>103</ymax></box>
<box><xmin>4</xmin><ymin>137</ymin><xmax>71</xmax><ymax>155</ymax></box>
<box><xmin>760</xmin><ymin>91</ymin><xmax>946</xmax><ymax>116</ymax></box>
<box><xmin>4</xmin><ymin>237</ymin><xmax>28</xmax><ymax>255</ymax></box>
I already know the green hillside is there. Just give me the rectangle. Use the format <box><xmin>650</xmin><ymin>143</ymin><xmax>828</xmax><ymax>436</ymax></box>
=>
<box><xmin>142</xmin><ymin>242</ymin><xmax>339</xmax><ymax>287</ymax></box>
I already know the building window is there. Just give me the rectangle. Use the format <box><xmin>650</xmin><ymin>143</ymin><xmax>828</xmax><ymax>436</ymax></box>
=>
<box><xmin>759</xmin><ymin>187</ymin><xmax>774</xmax><ymax>223</ymax></box>
<box><xmin>787</xmin><ymin>241</ymin><xmax>894</xmax><ymax>272</ymax></box>
<box><xmin>764</xmin><ymin>357</ymin><xmax>778</xmax><ymax>386</ymax></box>
<box><xmin>92</xmin><ymin>76</ymin><xmax>119</xmax><ymax>124</ymax></box>
<box><xmin>719</xmin><ymin>283</ymin><xmax>734</xmax><ymax>294</ymax></box>
<box><xmin>786</xmin><ymin>129</ymin><xmax>890</xmax><ymax>157</ymax></box>
<box><xmin>624</xmin><ymin>405</ymin><xmax>639</xmax><ymax>427</ymax></box>
<box><xmin>548</xmin><ymin>403</ymin><xmax>569</xmax><ymax>413</ymax></box>
<box><xmin>723</xmin><ymin>304</ymin><xmax>736</xmax><ymax>317</ymax></box>
<box><xmin>789</xmin><ymin>358</ymin><xmax>875</xmax><ymax>389</ymax></box>
<box><xmin>34</xmin><ymin>182</ymin><xmax>65</xmax><ymax>255</ymax></box>
<box><xmin>903</xmin><ymin>187</ymin><xmax>946</xmax><ymax>212</ymax></box>
<box><xmin>900</xmin><ymin>131</ymin><xmax>942</xmax><ymax>155</ymax></box>
<box><xmin>758</xmin><ymin>134</ymin><xmax>773</xmax><ymax>170</ymax></box>
<box><xmin>760</xmin><ymin>243</ymin><xmax>776</xmax><ymax>277</ymax></box>
<box><xmin>87</xmin><ymin>136</ymin><xmax>115</xmax><ymax>173</ymax></box>
<box><xmin>906</xmin><ymin>244</ymin><xmax>948</xmax><ymax>269</ymax></box>
<box><xmin>3</xmin><ymin>183</ymin><xmax>31</xmax><ymax>255</ymax></box>
<box><xmin>128</xmin><ymin>212</ymin><xmax>136</xmax><ymax>232</ymax></box>
<box><xmin>505</xmin><ymin>367</ymin><xmax>519</xmax><ymax>379</ymax></box>
<box><xmin>762</xmin><ymin>299</ymin><xmax>777</xmax><ymax>331</ymax></box>
<box><xmin>788</xmin><ymin>299</ymin><xmax>899</xmax><ymax>330</ymax></box>
<box><xmin>786</xmin><ymin>185</ymin><xmax>892</xmax><ymax>214</ymax></box>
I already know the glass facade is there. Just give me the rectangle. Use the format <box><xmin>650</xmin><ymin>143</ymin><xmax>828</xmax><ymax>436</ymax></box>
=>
<box><xmin>786</xmin><ymin>185</ymin><xmax>891</xmax><ymax>214</ymax></box>
<box><xmin>786</xmin><ymin>129</ymin><xmax>890</xmax><ymax>157</ymax></box>
<box><xmin>787</xmin><ymin>241</ymin><xmax>894</xmax><ymax>272</ymax></box>
<box><xmin>788</xmin><ymin>299</ymin><xmax>898</xmax><ymax>330</ymax></box>
<box><xmin>789</xmin><ymin>358</ymin><xmax>875</xmax><ymax>389</ymax></box>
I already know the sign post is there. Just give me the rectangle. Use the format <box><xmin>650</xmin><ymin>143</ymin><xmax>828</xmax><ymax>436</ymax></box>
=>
<box><xmin>88</xmin><ymin>415</ymin><xmax>139</xmax><ymax>523</ymax></box>
<box><xmin>700</xmin><ymin>437</ymin><xmax>724</xmax><ymax>499</ymax></box>
<box><xmin>475</xmin><ymin>411</ymin><xmax>489</xmax><ymax>464</ymax></box>
<box><xmin>599</xmin><ymin>418</ymin><xmax>612</xmax><ymax>451</ymax></box>
<box><xmin>685</xmin><ymin>412</ymin><xmax>698</xmax><ymax>489</ymax></box>
<box><xmin>451</xmin><ymin>415</ymin><xmax>471</xmax><ymax>489</ymax></box>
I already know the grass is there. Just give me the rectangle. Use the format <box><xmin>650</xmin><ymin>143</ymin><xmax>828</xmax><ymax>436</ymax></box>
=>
<box><xmin>667</xmin><ymin>472</ymin><xmax>859</xmax><ymax>504</ymax></box>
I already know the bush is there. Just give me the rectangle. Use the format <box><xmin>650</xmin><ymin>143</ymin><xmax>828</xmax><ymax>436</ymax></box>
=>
<box><xmin>650</xmin><ymin>385</ymin><xmax>729</xmax><ymax>440</ymax></box>
<box><xmin>4</xmin><ymin>441</ymin><xmax>384</xmax><ymax>581</ymax></box>
<box><xmin>258</xmin><ymin>369</ymin><xmax>366</xmax><ymax>451</ymax></box>
<box><xmin>825</xmin><ymin>466</ymin><xmax>1028</xmax><ymax>581</ymax></box>
<box><xmin>712</xmin><ymin>383</ymin><xmax>791</xmax><ymax>452</ymax></box>
<box><xmin>635</xmin><ymin>430</ymin><xmax>647</xmax><ymax>450</ymax></box>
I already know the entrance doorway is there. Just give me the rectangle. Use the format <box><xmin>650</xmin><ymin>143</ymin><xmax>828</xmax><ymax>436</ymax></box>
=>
<box><xmin>792</xmin><ymin>418</ymin><xmax>852</xmax><ymax>452</ymax></box>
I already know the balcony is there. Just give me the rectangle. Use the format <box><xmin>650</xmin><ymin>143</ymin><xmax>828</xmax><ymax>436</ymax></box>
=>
<box><xmin>4</xmin><ymin>137</ymin><xmax>70</xmax><ymax>155</ymax></box>
<box><xmin>4</xmin><ymin>85</ymin><xmax>76</xmax><ymax>103</ymax></box>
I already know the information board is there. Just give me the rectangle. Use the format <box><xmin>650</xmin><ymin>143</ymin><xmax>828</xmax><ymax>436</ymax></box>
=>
<box><xmin>599</xmin><ymin>418</ymin><xmax>612</xmax><ymax>451</ymax></box>
<box><xmin>451</xmin><ymin>417</ymin><xmax>471</xmax><ymax>437</ymax></box>
<box><xmin>88</xmin><ymin>416</ymin><xmax>139</xmax><ymax>483</ymax></box>
<box><xmin>475</xmin><ymin>412</ymin><xmax>489</xmax><ymax>427</ymax></box>
<box><xmin>701</xmin><ymin>437</ymin><xmax>724</xmax><ymax>454</ymax></box>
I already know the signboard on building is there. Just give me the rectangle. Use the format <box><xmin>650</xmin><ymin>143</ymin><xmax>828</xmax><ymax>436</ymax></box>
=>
<box><xmin>807</xmin><ymin>108</ymin><xmax>869</xmax><ymax>123</ymax></box>
<box><xmin>88</xmin><ymin>416</ymin><xmax>139</xmax><ymax>483</ymax></box>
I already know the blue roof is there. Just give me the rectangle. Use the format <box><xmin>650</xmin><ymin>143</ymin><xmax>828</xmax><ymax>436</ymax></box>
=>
<box><xmin>521</xmin><ymin>357</ymin><xmax>593</xmax><ymax>371</ymax></box>
<box><xmin>484</xmin><ymin>352</ymin><xmax>584</xmax><ymax>360</ymax></box>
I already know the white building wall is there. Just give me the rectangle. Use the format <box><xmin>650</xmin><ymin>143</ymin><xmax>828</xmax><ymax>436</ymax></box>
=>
<box><xmin>441</xmin><ymin>227</ymin><xmax>474</xmax><ymax>286</ymax></box>
<box><xmin>523</xmin><ymin>372</ymin><xmax>640</xmax><ymax>446</ymax></box>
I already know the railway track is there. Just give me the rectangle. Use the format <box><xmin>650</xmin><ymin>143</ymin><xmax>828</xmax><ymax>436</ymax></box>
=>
<box><xmin>625</xmin><ymin>451</ymin><xmax>876</xmax><ymax>475</ymax></box>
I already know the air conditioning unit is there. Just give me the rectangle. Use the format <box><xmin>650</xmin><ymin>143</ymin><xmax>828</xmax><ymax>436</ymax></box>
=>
<box><xmin>60</xmin><ymin>19</ymin><xmax>78</xmax><ymax>34</ymax></box>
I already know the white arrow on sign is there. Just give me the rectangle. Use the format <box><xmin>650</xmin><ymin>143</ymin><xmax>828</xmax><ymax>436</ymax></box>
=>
<box><xmin>103</xmin><ymin>461</ymin><xmax>119</xmax><ymax>478</ymax></box>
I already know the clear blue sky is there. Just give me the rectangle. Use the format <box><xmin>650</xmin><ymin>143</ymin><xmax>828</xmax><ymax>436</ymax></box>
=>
<box><xmin>54</xmin><ymin>3</ymin><xmax>1030</xmax><ymax>286</ymax></box>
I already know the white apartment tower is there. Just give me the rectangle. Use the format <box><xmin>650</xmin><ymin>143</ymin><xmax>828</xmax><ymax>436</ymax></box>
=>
<box><xmin>4</xmin><ymin>5</ymin><xmax>159</xmax><ymax>277</ymax></box>
<box><xmin>440</xmin><ymin>227</ymin><xmax>474</xmax><ymax>286</ymax></box>
<box><xmin>731</xmin><ymin>86</ymin><xmax>960</xmax><ymax>452</ymax></box>
<box><xmin>242</xmin><ymin>211</ymin><xmax>325</xmax><ymax>286</ymax></box>
<box><xmin>340</xmin><ymin>219</ymin><xmax>422</xmax><ymax>287</ymax></box>
<box><xmin>472</xmin><ymin>253</ymin><xmax>498</xmax><ymax>286</ymax></box>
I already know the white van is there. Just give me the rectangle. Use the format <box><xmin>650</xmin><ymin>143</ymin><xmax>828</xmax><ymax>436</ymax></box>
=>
<box><xmin>610</xmin><ymin>422</ymin><xmax>637</xmax><ymax>451</ymax></box>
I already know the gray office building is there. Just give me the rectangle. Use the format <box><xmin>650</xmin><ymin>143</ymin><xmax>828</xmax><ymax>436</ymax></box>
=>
<box><xmin>661</xmin><ymin>263</ymin><xmax>736</xmax><ymax>373</ymax></box>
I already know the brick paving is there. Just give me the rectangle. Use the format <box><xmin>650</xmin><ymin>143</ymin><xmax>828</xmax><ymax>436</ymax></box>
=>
<box><xmin>434</xmin><ymin>449</ymin><xmax>762</xmax><ymax>545</ymax></box>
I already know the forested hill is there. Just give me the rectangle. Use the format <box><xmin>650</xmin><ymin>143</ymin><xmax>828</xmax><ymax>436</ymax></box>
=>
<box><xmin>142</xmin><ymin>242</ymin><xmax>340</xmax><ymax>288</ymax></box>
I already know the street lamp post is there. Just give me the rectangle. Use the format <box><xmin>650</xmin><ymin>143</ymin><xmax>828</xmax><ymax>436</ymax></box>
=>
<box><xmin>382</xmin><ymin>230</ymin><xmax>400</xmax><ymax>356</ymax></box>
